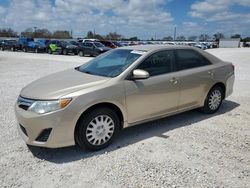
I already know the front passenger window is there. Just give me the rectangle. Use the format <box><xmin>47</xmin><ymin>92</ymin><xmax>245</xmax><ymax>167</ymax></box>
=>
<box><xmin>137</xmin><ymin>50</ymin><xmax>174</xmax><ymax>76</ymax></box>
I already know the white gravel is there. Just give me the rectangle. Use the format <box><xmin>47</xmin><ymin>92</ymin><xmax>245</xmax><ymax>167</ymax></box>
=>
<box><xmin>0</xmin><ymin>49</ymin><xmax>249</xmax><ymax>188</ymax></box>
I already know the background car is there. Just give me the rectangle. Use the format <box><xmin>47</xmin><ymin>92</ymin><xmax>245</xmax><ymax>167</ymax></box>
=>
<box><xmin>22</xmin><ymin>41</ymin><xmax>46</xmax><ymax>53</ymax></box>
<box><xmin>0</xmin><ymin>40</ymin><xmax>20</xmax><ymax>51</ymax></box>
<box><xmin>60</xmin><ymin>41</ymin><xmax>78</xmax><ymax>55</ymax></box>
<box><xmin>112</xmin><ymin>41</ymin><xmax>124</xmax><ymax>47</ymax></box>
<box><xmin>46</xmin><ymin>40</ymin><xmax>62</xmax><ymax>54</ymax></box>
<box><xmin>18</xmin><ymin>37</ymin><xmax>34</xmax><ymax>50</ymax></box>
<box><xmin>99</xmin><ymin>40</ymin><xmax>117</xmax><ymax>48</ymax></box>
<box><xmin>77</xmin><ymin>41</ymin><xmax>111</xmax><ymax>56</ymax></box>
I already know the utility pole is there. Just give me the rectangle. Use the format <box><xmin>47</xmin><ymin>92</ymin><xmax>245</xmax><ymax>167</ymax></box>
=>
<box><xmin>174</xmin><ymin>27</ymin><xmax>176</xmax><ymax>41</ymax></box>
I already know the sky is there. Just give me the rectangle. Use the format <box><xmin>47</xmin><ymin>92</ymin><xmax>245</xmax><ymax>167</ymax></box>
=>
<box><xmin>0</xmin><ymin>0</ymin><xmax>249</xmax><ymax>39</ymax></box>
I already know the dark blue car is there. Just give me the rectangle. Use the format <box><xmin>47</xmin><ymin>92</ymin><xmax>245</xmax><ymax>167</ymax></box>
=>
<box><xmin>22</xmin><ymin>41</ymin><xmax>46</xmax><ymax>53</ymax></box>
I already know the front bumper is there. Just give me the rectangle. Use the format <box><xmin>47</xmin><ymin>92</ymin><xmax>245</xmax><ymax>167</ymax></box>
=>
<box><xmin>15</xmin><ymin>103</ymin><xmax>76</xmax><ymax>148</ymax></box>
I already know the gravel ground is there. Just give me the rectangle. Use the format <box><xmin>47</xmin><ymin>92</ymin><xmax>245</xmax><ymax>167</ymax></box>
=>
<box><xmin>0</xmin><ymin>49</ymin><xmax>249</xmax><ymax>188</ymax></box>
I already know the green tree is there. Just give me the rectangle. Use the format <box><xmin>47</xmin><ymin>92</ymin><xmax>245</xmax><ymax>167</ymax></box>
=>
<box><xmin>33</xmin><ymin>28</ymin><xmax>52</xmax><ymax>38</ymax></box>
<box><xmin>105</xmin><ymin>32</ymin><xmax>122</xmax><ymax>40</ymax></box>
<box><xmin>163</xmin><ymin>36</ymin><xmax>173</xmax><ymax>41</ymax></box>
<box><xmin>199</xmin><ymin>34</ymin><xmax>210</xmax><ymax>41</ymax></box>
<box><xmin>53</xmin><ymin>30</ymin><xmax>71</xmax><ymax>39</ymax></box>
<box><xmin>86</xmin><ymin>31</ymin><xmax>94</xmax><ymax>38</ymax></box>
<box><xmin>21</xmin><ymin>28</ymin><xmax>33</xmax><ymax>37</ymax></box>
<box><xmin>231</xmin><ymin>34</ymin><xmax>241</xmax><ymax>39</ymax></box>
<box><xmin>213</xmin><ymin>32</ymin><xmax>224</xmax><ymax>42</ymax></box>
<box><xmin>176</xmin><ymin>36</ymin><xmax>186</xmax><ymax>41</ymax></box>
<box><xmin>0</xmin><ymin>28</ymin><xmax>18</xmax><ymax>37</ymax></box>
<box><xmin>188</xmin><ymin>36</ymin><xmax>197</xmax><ymax>41</ymax></box>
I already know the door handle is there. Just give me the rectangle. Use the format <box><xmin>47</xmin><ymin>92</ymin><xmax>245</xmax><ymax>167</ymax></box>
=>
<box><xmin>170</xmin><ymin>77</ymin><xmax>178</xmax><ymax>84</ymax></box>
<box><xmin>208</xmin><ymin>71</ymin><xmax>214</xmax><ymax>76</ymax></box>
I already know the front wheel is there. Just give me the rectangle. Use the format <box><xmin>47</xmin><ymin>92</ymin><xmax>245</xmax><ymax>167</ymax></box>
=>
<box><xmin>75</xmin><ymin>108</ymin><xmax>120</xmax><ymax>151</ymax></box>
<box><xmin>48</xmin><ymin>48</ymin><xmax>52</xmax><ymax>54</ymax></box>
<box><xmin>201</xmin><ymin>86</ymin><xmax>223</xmax><ymax>114</ymax></box>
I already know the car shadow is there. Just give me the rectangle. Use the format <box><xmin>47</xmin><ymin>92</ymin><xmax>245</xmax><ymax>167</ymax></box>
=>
<box><xmin>28</xmin><ymin>100</ymin><xmax>240</xmax><ymax>163</ymax></box>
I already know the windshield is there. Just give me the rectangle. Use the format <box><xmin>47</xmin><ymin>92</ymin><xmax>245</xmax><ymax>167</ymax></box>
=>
<box><xmin>77</xmin><ymin>49</ymin><xmax>143</xmax><ymax>77</ymax></box>
<box><xmin>113</xmin><ymin>42</ymin><xmax>123</xmax><ymax>47</ymax></box>
<box><xmin>70</xmin><ymin>41</ymin><xmax>78</xmax><ymax>45</ymax></box>
<box><xmin>94</xmin><ymin>42</ymin><xmax>105</xmax><ymax>47</ymax></box>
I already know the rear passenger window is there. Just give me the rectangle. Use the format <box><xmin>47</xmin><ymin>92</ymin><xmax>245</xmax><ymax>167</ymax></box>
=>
<box><xmin>176</xmin><ymin>49</ymin><xmax>211</xmax><ymax>71</ymax></box>
<box><xmin>137</xmin><ymin>50</ymin><xmax>174</xmax><ymax>76</ymax></box>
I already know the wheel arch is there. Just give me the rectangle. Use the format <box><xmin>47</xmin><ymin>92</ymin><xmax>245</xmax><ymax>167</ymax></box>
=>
<box><xmin>74</xmin><ymin>102</ymin><xmax>125</xmax><ymax>134</ymax></box>
<box><xmin>210</xmin><ymin>82</ymin><xmax>226</xmax><ymax>99</ymax></box>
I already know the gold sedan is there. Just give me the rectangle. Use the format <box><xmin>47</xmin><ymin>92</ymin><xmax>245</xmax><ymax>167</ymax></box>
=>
<box><xmin>15</xmin><ymin>45</ymin><xmax>235</xmax><ymax>150</ymax></box>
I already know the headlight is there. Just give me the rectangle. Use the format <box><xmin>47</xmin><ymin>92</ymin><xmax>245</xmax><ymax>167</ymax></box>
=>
<box><xmin>28</xmin><ymin>98</ymin><xmax>72</xmax><ymax>114</ymax></box>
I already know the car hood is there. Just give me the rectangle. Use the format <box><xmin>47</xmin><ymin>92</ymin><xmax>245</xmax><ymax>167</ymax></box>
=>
<box><xmin>20</xmin><ymin>69</ymin><xmax>110</xmax><ymax>100</ymax></box>
<box><xmin>66</xmin><ymin>44</ymin><xmax>78</xmax><ymax>49</ymax></box>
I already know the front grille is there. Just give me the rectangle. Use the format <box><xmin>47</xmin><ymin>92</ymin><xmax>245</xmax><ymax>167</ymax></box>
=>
<box><xmin>20</xmin><ymin>124</ymin><xmax>28</xmax><ymax>136</ymax></box>
<box><xmin>17</xmin><ymin>96</ymin><xmax>34</xmax><ymax>111</ymax></box>
<box><xmin>35</xmin><ymin>128</ymin><xmax>52</xmax><ymax>142</ymax></box>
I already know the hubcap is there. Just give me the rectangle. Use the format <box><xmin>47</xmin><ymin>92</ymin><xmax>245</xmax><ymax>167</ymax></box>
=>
<box><xmin>86</xmin><ymin>115</ymin><xmax>115</xmax><ymax>146</ymax></box>
<box><xmin>208</xmin><ymin>90</ymin><xmax>222</xmax><ymax>110</ymax></box>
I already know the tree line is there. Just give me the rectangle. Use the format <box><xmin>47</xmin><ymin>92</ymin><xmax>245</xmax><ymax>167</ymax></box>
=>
<box><xmin>0</xmin><ymin>28</ymin><xmax>72</xmax><ymax>39</ymax></box>
<box><xmin>0</xmin><ymin>28</ymin><xmax>250</xmax><ymax>42</ymax></box>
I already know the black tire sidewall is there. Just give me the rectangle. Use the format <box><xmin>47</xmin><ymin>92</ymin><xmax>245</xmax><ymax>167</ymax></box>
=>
<box><xmin>79</xmin><ymin>50</ymin><xmax>84</xmax><ymax>56</ymax></box>
<box><xmin>63</xmin><ymin>49</ymin><xmax>67</xmax><ymax>55</ymax></box>
<box><xmin>75</xmin><ymin>108</ymin><xmax>120</xmax><ymax>151</ymax></box>
<box><xmin>202</xmin><ymin>86</ymin><xmax>223</xmax><ymax>114</ymax></box>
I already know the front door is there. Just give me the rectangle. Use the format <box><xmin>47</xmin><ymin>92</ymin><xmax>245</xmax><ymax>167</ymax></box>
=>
<box><xmin>124</xmin><ymin>50</ymin><xmax>180</xmax><ymax>123</ymax></box>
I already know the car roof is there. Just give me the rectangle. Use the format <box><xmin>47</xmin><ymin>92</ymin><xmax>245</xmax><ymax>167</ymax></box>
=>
<box><xmin>120</xmin><ymin>44</ymin><xmax>195</xmax><ymax>52</ymax></box>
<box><xmin>119</xmin><ymin>44</ymin><xmax>223</xmax><ymax>63</ymax></box>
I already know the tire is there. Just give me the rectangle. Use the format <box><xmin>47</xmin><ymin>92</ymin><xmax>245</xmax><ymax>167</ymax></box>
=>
<box><xmin>75</xmin><ymin>107</ymin><xmax>120</xmax><ymax>151</ymax></box>
<box><xmin>0</xmin><ymin>47</ymin><xmax>4</xmax><ymax>51</ymax></box>
<box><xmin>201</xmin><ymin>86</ymin><xmax>224</xmax><ymax>114</ymax></box>
<box><xmin>23</xmin><ymin>47</ymin><xmax>27</xmax><ymax>52</ymax></box>
<box><xmin>11</xmin><ymin>47</ymin><xmax>14</xmax><ymax>51</ymax></box>
<box><xmin>35</xmin><ymin>48</ymin><xmax>38</xmax><ymax>53</ymax></box>
<box><xmin>48</xmin><ymin>48</ymin><xmax>52</xmax><ymax>54</ymax></box>
<box><xmin>78</xmin><ymin>50</ymin><xmax>84</xmax><ymax>57</ymax></box>
<box><xmin>63</xmin><ymin>49</ymin><xmax>67</xmax><ymax>55</ymax></box>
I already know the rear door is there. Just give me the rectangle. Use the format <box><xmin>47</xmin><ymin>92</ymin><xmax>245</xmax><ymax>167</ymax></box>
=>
<box><xmin>175</xmin><ymin>49</ymin><xmax>214</xmax><ymax>110</ymax></box>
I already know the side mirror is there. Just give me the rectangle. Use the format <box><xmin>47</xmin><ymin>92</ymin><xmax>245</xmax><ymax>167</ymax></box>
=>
<box><xmin>131</xmin><ymin>69</ymin><xmax>150</xmax><ymax>80</ymax></box>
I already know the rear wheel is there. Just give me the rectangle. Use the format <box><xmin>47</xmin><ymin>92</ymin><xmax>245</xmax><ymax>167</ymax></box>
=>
<box><xmin>78</xmin><ymin>50</ymin><xmax>84</xmax><ymax>57</ymax></box>
<box><xmin>63</xmin><ymin>49</ymin><xmax>67</xmax><ymax>55</ymax></box>
<box><xmin>75</xmin><ymin>108</ymin><xmax>120</xmax><ymax>151</ymax></box>
<box><xmin>201</xmin><ymin>86</ymin><xmax>223</xmax><ymax>114</ymax></box>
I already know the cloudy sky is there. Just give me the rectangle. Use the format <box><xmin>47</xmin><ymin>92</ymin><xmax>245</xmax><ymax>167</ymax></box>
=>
<box><xmin>0</xmin><ymin>0</ymin><xmax>249</xmax><ymax>39</ymax></box>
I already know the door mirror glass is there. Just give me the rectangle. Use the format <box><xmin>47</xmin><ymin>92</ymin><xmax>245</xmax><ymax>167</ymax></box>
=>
<box><xmin>132</xmin><ymin>69</ymin><xmax>150</xmax><ymax>80</ymax></box>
